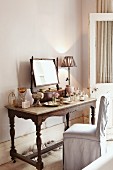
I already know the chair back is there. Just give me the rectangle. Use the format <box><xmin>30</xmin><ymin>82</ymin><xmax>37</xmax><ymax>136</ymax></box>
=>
<box><xmin>96</xmin><ymin>95</ymin><xmax>109</xmax><ymax>139</ymax></box>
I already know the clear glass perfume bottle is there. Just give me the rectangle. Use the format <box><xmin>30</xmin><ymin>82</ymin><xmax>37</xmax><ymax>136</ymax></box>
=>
<box><xmin>8</xmin><ymin>92</ymin><xmax>16</xmax><ymax>106</ymax></box>
<box><xmin>17</xmin><ymin>87</ymin><xmax>26</xmax><ymax>107</ymax></box>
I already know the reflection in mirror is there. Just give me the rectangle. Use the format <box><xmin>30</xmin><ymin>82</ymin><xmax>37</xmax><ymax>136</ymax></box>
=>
<box><xmin>96</xmin><ymin>21</ymin><xmax>113</xmax><ymax>83</ymax></box>
<box><xmin>30</xmin><ymin>57</ymin><xmax>59</xmax><ymax>91</ymax></box>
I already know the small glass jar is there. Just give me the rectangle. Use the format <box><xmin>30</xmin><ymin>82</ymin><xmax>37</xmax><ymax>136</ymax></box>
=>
<box><xmin>17</xmin><ymin>87</ymin><xmax>26</xmax><ymax>107</ymax></box>
<box><xmin>8</xmin><ymin>92</ymin><xmax>16</xmax><ymax>106</ymax></box>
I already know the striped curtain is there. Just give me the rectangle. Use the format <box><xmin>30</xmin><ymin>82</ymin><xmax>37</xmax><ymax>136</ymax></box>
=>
<box><xmin>96</xmin><ymin>0</ymin><xmax>113</xmax><ymax>83</ymax></box>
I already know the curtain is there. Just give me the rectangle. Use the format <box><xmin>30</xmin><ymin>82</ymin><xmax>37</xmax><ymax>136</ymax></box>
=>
<box><xmin>96</xmin><ymin>0</ymin><xmax>113</xmax><ymax>83</ymax></box>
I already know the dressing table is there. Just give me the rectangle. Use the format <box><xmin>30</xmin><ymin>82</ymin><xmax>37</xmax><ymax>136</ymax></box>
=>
<box><xmin>6</xmin><ymin>57</ymin><xmax>96</xmax><ymax>169</ymax></box>
<box><xmin>6</xmin><ymin>98</ymin><xmax>96</xmax><ymax>170</ymax></box>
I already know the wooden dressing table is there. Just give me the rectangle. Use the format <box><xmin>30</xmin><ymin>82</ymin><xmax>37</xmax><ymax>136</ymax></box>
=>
<box><xmin>5</xmin><ymin>98</ymin><xmax>96</xmax><ymax>170</ymax></box>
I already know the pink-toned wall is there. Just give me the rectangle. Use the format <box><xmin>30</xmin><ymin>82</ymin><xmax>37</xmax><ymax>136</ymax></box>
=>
<box><xmin>0</xmin><ymin>0</ymin><xmax>97</xmax><ymax>145</ymax></box>
<box><xmin>82</xmin><ymin>0</ymin><xmax>96</xmax><ymax>89</ymax></box>
<box><xmin>0</xmin><ymin>0</ymin><xmax>82</xmax><ymax>143</ymax></box>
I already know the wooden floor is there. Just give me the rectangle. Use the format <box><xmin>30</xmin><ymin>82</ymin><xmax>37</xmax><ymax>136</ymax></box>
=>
<box><xmin>1</xmin><ymin>141</ymin><xmax>113</xmax><ymax>170</ymax></box>
<box><xmin>0</xmin><ymin>148</ymin><xmax>63</xmax><ymax>170</ymax></box>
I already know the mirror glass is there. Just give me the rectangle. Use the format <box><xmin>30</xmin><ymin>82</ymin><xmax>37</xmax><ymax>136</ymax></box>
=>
<box><xmin>33</xmin><ymin>59</ymin><xmax>59</xmax><ymax>87</ymax></box>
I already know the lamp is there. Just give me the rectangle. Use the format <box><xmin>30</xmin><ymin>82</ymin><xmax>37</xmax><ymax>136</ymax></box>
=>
<box><xmin>61</xmin><ymin>56</ymin><xmax>77</xmax><ymax>85</ymax></box>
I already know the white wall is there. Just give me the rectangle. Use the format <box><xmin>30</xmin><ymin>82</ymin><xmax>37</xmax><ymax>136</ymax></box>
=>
<box><xmin>82</xmin><ymin>0</ymin><xmax>96</xmax><ymax>89</ymax></box>
<box><xmin>0</xmin><ymin>0</ymin><xmax>82</xmax><ymax>143</ymax></box>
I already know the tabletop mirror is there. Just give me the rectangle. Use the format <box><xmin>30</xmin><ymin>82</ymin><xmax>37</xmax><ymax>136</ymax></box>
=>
<box><xmin>30</xmin><ymin>57</ymin><xmax>59</xmax><ymax>93</ymax></box>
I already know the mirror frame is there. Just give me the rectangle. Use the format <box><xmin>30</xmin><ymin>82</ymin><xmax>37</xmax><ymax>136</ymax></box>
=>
<box><xmin>30</xmin><ymin>56</ymin><xmax>59</xmax><ymax>93</ymax></box>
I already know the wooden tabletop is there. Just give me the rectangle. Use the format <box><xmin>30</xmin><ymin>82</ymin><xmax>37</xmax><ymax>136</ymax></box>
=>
<box><xmin>5</xmin><ymin>98</ymin><xmax>96</xmax><ymax>117</ymax></box>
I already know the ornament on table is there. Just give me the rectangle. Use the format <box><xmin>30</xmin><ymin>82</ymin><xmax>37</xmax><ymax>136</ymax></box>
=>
<box><xmin>32</xmin><ymin>91</ymin><xmax>44</xmax><ymax>106</ymax></box>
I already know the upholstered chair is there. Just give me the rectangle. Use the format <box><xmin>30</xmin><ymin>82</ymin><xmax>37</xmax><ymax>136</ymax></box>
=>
<box><xmin>63</xmin><ymin>95</ymin><xmax>109</xmax><ymax>170</ymax></box>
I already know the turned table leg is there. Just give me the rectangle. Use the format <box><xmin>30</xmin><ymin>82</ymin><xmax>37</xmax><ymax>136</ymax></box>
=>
<box><xmin>91</xmin><ymin>106</ymin><xmax>95</xmax><ymax>125</ymax></box>
<box><xmin>35</xmin><ymin>123</ymin><xmax>43</xmax><ymax>170</ymax></box>
<box><xmin>8</xmin><ymin>111</ymin><xmax>17</xmax><ymax>163</ymax></box>
<box><xmin>65</xmin><ymin>113</ymin><xmax>69</xmax><ymax>130</ymax></box>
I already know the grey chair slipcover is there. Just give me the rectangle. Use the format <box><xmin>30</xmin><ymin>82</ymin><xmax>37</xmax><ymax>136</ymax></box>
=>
<box><xmin>63</xmin><ymin>95</ymin><xmax>109</xmax><ymax>170</ymax></box>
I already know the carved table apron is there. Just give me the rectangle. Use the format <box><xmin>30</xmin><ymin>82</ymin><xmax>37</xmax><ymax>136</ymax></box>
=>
<box><xmin>5</xmin><ymin>98</ymin><xmax>96</xmax><ymax>170</ymax></box>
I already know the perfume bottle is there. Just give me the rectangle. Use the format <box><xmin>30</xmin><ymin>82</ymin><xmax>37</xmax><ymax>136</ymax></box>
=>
<box><xmin>25</xmin><ymin>89</ymin><xmax>34</xmax><ymax>105</ymax></box>
<box><xmin>8</xmin><ymin>92</ymin><xmax>16</xmax><ymax>106</ymax></box>
<box><xmin>17</xmin><ymin>87</ymin><xmax>26</xmax><ymax>107</ymax></box>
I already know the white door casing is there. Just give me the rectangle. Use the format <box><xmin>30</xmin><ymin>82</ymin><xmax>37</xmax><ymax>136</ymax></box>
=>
<box><xmin>89</xmin><ymin>13</ymin><xmax>113</xmax><ymax>140</ymax></box>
